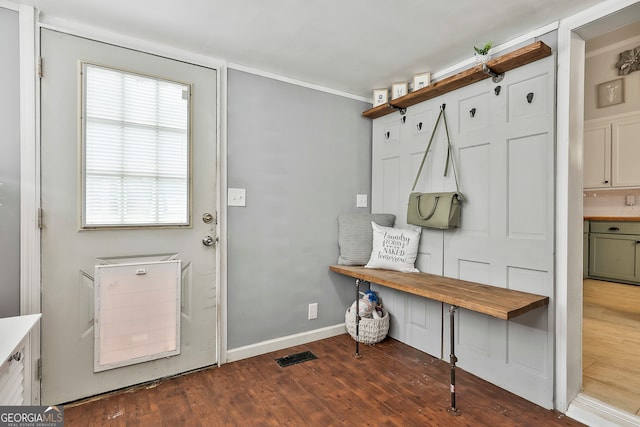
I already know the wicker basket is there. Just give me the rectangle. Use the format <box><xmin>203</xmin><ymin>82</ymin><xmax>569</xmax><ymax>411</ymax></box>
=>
<box><xmin>345</xmin><ymin>306</ymin><xmax>389</xmax><ymax>344</ymax></box>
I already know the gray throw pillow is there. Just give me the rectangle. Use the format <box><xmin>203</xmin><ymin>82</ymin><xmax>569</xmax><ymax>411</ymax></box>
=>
<box><xmin>337</xmin><ymin>213</ymin><xmax>396</xmax><ymax>265</ymax></box>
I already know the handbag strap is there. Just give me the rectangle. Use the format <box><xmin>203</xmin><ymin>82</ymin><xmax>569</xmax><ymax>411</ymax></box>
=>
<box><xmin>411</xmin><ymin>106</ymin><xmax>443</xmax><ymax>191</ymax></box>
<box><xmin>415</xmin><ymin>194</ymin><xmax>439</xmax><ymax>220</ymax></box>
<box><xmin>441</xmin><ymin>104</ymin><xmax>461</xmax><ymax>194</ymax></box>
<box><xmin>410</xmin><ymin>104</ymin><xmax>461</xmax><ymax>194</ymax></box>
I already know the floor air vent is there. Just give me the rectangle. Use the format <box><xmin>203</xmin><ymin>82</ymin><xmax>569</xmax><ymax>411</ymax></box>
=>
<box><xmin>275</xmin><ymin>351</ymin><xmax>317</xmax><ymax>367</ymax></box>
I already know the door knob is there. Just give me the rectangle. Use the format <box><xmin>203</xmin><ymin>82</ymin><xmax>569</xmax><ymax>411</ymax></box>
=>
<box><xmin>202</xmin><ymin>235</ymin><xmax>216</xmax><ymax>246</ymax></box>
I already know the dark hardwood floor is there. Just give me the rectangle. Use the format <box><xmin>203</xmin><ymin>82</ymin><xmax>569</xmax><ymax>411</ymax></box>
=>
<box><xmin>65</xmin><ymin>334</ymin><xmax>584</xmax><ymax>426</ymax></box>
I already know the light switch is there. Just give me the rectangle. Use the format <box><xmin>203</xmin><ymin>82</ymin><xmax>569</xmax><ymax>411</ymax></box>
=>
<box><xmin>228</xmin><ymin>188</ymin><xmax>246</xmax><ymax>207</ymax></box>
<box><xmin>356</xmin><ymin>194</ymin><xmax>368</xmax><ymax>208</ymax></box>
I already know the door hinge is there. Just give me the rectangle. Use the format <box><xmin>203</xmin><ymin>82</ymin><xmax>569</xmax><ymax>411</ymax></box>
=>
<box><xmin>37</xmin><ymin>358</ymin><xmax>42</xmax><ymax>381</ymax></box>
<box><xmin>37</xmin><ymin>57</ymin><xmax>43</xmax><ymax>79</ymax></box>
<box><xmin>37</xmin><ymin>207</ymin><xmax>43</xmax><ymax>229</ymax></box>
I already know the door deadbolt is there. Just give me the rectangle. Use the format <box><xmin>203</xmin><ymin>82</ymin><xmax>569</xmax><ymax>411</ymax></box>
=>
<box><xmin>202</xmin><ymin>212</ymin><xmax>215</xmax><ymax>224</ymax></box>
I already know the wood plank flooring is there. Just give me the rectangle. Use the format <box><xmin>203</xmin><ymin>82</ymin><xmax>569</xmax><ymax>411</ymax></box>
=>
<box><xmin>583</xmin><ymin>279</ymin><xmax>640</xmax><ymax>416</ymax></box>
<box><xmin>64</xmin><ymin>334</ymin><xmax>583</xmax><ymax>426</ymax></box>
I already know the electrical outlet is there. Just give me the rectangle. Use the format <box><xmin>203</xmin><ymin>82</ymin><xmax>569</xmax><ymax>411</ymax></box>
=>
<box><xmin>627</xmin><ymin>195</ymin><xmax>635</xmax><ymax>206</ymax></box>
<box><xmin>356</xmin><ymin>194</ymin><xmax>368</xmax><ymax>208</ymax></box>
<box><xmin>308</xmin><ymin>303</ymin><xmax>318</xmax><ymax>320</ymax></box>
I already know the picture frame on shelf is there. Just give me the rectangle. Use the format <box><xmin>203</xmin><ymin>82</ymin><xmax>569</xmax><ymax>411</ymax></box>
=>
<box><xmin>372</xmin><ymin>89</ymin><xmax>388</xmax><ymax>107</ymax></box>
<box><xmin>412</xmin><ymin>73</ymin><xmax>431</xmax><ymax>91</ymax></box>
<box><xmin>391</xmin><ymin>82</ymin><xmax>408</xmax><ymax>100</ymax></box>
<box><xmin>597</xmin><ymin>78</ymin><xmax>624</xmax><ymax>108</ymax></box>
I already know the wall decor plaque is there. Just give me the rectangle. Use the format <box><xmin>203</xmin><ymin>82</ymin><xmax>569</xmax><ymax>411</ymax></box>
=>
<box><xmin>597</xmin><ymin>78</ymin><xmax>624</xmax><ymax>108</ymax></box>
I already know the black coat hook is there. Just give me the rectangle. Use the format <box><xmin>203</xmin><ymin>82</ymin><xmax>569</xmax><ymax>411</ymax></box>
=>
<box><xmin>527</xmin><ymin>92</ymin><xmax>534</xmax><ymax>103</ymax></box>
<box><xmin>384</xmin><ymin>131</ymin><xmax>390</xmax><ymax>139</ymax></box>
<box><xmin>494</xmin><ymin>85</ymin><xmax>501</xmax><ymax>96</ymax></box>
<box><xmin>417</xmin><ymin>122</ymin><xmax>423</xmax><ymax>131</ymax></box>
<box><xmin>470</xmin><ymin>108</ymin><xmax>476</xmax><ymax>118</ymax></box>
<box><xmin>401</xmin><ymin>116</ymin><xmax>407</xmax><ymax>124</ymax></box>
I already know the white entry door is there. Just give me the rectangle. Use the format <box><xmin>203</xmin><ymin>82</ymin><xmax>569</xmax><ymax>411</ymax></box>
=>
<box><xmin>40</xmin><ymin>29</ymin><xmax>218</xmax><ymax>404</ymax></box>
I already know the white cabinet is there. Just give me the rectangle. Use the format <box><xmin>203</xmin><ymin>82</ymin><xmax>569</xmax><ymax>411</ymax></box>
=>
<box><xmin>584</xmin><ymin>114</ymin><xmax>640</xmax><ymax>189</ymax></box>
<box><xmin>583</xmin><ymin>121</ymin><xmax>611</xmax><ymax>189</ymax></box>
<box><xmin>0</xmin><ymin>314</ymin><xmax>41</xmax><ymax>405</ymax></box>
<box><xmin>0</xmin><ymin>342</ymin><xmax>26</xmax><ymax>405</ymax></box>
<box><xmin>612</xmin><ymin>115</ymin><xmax>640</xmax><ymax>187</ymax></box>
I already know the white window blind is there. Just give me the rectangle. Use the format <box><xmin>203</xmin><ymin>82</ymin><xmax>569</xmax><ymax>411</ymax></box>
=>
<box><xmin>82</xmin><ymin>63</ymin><xmax>190</xmax><ymax>227</ymax></box>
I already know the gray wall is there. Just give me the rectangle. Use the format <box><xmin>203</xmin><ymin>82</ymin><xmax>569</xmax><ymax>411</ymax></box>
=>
<box><xmin>227</xmin><ymin>70</ymin><xmax>371</xmax><ymax>349</ymax></box>
<box><xmin>0</xmin><ymin>7</ymin><xmax>20</xmax><ymax>318</ymax></box>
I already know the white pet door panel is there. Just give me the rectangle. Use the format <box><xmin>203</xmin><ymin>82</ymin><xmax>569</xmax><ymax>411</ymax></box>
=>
<box><xmin>94</xmin><ymin>260</ymin><xmax>181</xmax><ymax>372</ymax></box>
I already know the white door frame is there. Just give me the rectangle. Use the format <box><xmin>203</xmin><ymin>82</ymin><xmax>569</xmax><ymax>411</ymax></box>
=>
<box><xmin>13</xmin><ymin>1</ymin><xmax>40</xmax><ymax>405</ymax></box>
<box><xmin>20</xmin><ymin>10</ymin><xmax>229</xmax><ymax>403</ymax></box>
<box><xmin>556</xmin><ymin>0</ymin><xmax>640</xmax><ymax>422</ymax></box>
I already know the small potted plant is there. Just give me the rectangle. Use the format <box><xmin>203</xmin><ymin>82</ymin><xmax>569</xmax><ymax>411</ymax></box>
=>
<box><xmin>474</xmin><ymin>42</ymin><xmax>493</xmax><ymax>64</ymax></box>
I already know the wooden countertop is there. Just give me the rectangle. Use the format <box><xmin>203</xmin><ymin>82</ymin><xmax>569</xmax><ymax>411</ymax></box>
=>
<box><xmin>584</xmin><ymin>216</ymin><xmax>640</xmax><ymax>222</ymax></box>
<box><xmin>329</xmin><ymin>265</ymin><xmax>549</xmax><ymax>320</ymax></box>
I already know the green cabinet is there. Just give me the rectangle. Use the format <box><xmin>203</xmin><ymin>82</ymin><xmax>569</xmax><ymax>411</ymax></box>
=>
<box><xmin>589</xmin><ymin>221</ymin><xmax>640</xmax><ymax>284</ymax></box>
<box><xmin>583</xmin><ymin>221</ymin><xmax>589</xmax><ymax>278</ymax></box>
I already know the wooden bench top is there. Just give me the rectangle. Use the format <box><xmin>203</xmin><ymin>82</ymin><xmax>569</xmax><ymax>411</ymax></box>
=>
<box><xmin>329</xmin><ymin>265</ymin><xmax>549</xmax><ymax>320</ymax></box>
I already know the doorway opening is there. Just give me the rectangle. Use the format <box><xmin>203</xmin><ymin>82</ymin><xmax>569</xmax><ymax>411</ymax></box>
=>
<box><xmin>574</xmin><ymin>5</ymin><xmax>640</xmax><ymax>418</ymax></box>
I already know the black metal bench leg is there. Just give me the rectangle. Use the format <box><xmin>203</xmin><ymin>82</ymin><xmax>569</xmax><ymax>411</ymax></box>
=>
<box><xmin>354</xmin><ymin>279</ymin><xmax>362</xmax><ymax>358</ymax></box>
<box><xmin>447</xmin><ymin>305</ymin><xmax>461</xmax><ymax>415</ymax></box>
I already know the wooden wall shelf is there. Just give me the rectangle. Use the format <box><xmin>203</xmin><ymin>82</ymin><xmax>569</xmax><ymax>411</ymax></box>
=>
<box><xmin>363</xmin><ymin>41</ymin><xmax>552</xmax><ymax>119</ymax></box>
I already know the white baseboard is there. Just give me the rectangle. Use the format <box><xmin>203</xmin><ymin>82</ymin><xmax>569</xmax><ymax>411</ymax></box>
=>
<box><xmin>225</xmin><ymin>323</ymin><xmax>347</xmax><ymax>363</ymax></box>
<box><xmin>567</xmin><ymin>393</ymin><xmax>640</xmax><ymax>427</ymax></box>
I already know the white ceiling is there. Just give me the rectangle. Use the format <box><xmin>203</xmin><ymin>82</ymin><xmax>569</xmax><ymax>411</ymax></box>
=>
<box><xmin>17</xmin><ymin>0</ymin><xmax>610</xmax><ymax>98</ymax></box>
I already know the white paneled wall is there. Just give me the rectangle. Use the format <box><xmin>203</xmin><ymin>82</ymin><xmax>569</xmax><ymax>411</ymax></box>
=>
<box><xmin>371</xmin><ymin>54</ymin><xmax>556</xmax><ymax>408</ymax></box>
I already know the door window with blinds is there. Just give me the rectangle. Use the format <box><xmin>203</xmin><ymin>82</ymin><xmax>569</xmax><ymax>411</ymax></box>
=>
<box><xmin>81</xmin><ymin>63</ymin><xmax>191</xmax><ymax>228</ymax></box>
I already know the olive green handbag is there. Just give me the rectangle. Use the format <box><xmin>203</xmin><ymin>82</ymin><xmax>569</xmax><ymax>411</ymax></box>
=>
<box><xmin>407</xmin><ymin>104</ymin><xmax>465</xmax><ymax>230</ymax></box>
